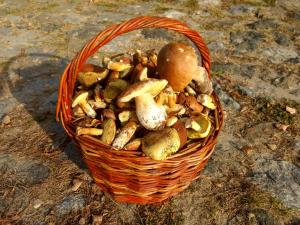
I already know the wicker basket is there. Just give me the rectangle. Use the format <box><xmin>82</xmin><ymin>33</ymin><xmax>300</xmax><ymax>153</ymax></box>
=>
<box><xmin>56</xmin><ymin>16</ymin><xmax>224</xmax><ymax>204</ymax></box>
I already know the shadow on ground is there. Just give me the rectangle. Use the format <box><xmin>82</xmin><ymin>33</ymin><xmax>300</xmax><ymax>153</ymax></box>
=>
<box><xmin>1</xmin><ymin>52</ymin><xmax>86</xmax><ymax>169</ymax></box>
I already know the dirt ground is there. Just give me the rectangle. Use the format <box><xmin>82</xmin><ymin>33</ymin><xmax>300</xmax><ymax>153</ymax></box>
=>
<box><xmin>0</xmin><ymin>0</ymin><xmax>299</xmax><ymax>224</ymax></box>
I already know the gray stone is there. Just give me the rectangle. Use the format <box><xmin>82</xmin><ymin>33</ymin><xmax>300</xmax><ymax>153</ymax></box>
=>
<box><xmin>247</xmin><ymin>19</ymin><xmax>278</xmax><ymax>30</ymax></box>
<box><xmin>262</xmin><ymin>47</ymin><xmax>298</xmax><ymax>64</ymax></box>
<box><xmin>230</xmin><ymin>31</ymin><xmax>265</xmax><ymax>53</ymax></box>
<box><xmin>19</xmin><ymin>163</ymin><xmax>50</xmax><ymax>185</ymax></box>
<box><xmin>249</xmin><ymin>159</ymin><xmax>300</xmax><ymax>208</ymax></box>
<box><xmin>227</xmin><ymin>209</ymin><xmax>276</xmax><ymax>225</ymax></box>
<box><xmin>56</xmin><ymin>195</ymin><xmax>86</xmax><ymax>218</ymax></box>
<box><xmin>142</xmin><ymin>28</ymin><xmax>173</xmax><ymax>40</ymax></box>
<box><xmin>212</xmin><ymin>62</ymin><xmax>256</xmax><ymax>79</ymax></box>
<box><xmin>274</xmin><ymin>33</ymin><xmax>291</xmax><ymax>46</ymax></box>
<box><xmin>248</xmin><ymin>209</ymin><xmax>275</xmax><ymax>225</ymax></box>
<box><xmin>214</xmin><ymin>83</ymin><xmax>241</xmax><ymax>111</ymax></box>
<box><xmin>295</xmin><ymin>11</ymin><xmax>300</xmax><ymax>20</ymax></box>
<box><xmin>236</xmin><ymin>85</ymin><xmax>254</xmax><ymax>97</ymax></box>
<box><xmin>207</xmin><ymin>41</ymin><xmax>225</xmax><ymax>51</ymax></box>
<box><xmin>295</xmin><ymin>139</ymin><xmax>300</xmax><ymax>154</ymax></box>
<box><xmin>197</xmin><ymin>0</ymin><xmax>221</xmax><ymax>6</ymax></box>
<box><xmin>229</xmin><ymin>4</ymin><xmax>256</xmax><ymax>15</ymax></box>
<box><xmin>162</xmin><ymin>10</ymin><xmax>186</xmax><ymax>19</ymax></box>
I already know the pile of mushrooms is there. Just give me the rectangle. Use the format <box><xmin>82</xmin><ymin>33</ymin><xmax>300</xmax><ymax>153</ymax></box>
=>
<box><xmin>72</xmin><ymin>42</ymin><xmax>217</xmax><ymax>160</ymax></box>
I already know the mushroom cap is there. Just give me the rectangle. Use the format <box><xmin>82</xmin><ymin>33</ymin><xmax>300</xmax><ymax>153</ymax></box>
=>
<box><xmin>157</xmin><ymin>43</ymin><xmax>199</xmax><ymax>92</ymax></box>
<box><xmin>72</xmin><ymin>92</ymin><xmax>88</xmax><ymax>108</ymax></box>
<box><xmin>142</xmin><ymin>127</ymin><xmax>181</xmax><ymax>160</ymax></box>
<box><xmin>118</xmin><ymin>78</ymin><xmax>168</xmax><ymax>103</ymax></box>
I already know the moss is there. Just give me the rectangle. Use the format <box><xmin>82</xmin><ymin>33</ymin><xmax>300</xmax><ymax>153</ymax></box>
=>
<box><xmin>253</xmin><ymin>97</ymin><xmax>296</xmax><ymax>124</ymax></box>
<box><xmin>263</xmin><ymin>0</ymin><xmax>276</xmax><ymax>6</ymax></box>
<box><xmin>185</xmin><ymin>0</ymin><xmax>198</xmax><ymax>9</ymax></box>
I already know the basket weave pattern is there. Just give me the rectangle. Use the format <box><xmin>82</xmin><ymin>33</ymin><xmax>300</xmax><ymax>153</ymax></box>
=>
<box><xmin>56</xmin><ymin>16</ymin><xmax>224</xmax><ymax>204</ymax></box>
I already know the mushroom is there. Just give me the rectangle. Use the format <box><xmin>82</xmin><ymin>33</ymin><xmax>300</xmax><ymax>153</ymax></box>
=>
<box><xmin>118</xmin><ymin>79</ymin><xmax>168</xmax><ymax>130</ymax></box>
<box><xmin>172</xmin><ymin>121</ymin><xmax>187</xmax><ymax>148</ymax></box>
<box><xmin>76</xmin><ymin>127</ymin><xmax>103</xmax><ymax>136</ymax></box>
<box><xmin>157</xmin><ymin>43</ymin><xmax>199</xmax><ymax>91</ymax></box>
<box><xmin>103</xmin><ymin>79</ymin><xmax>129</xmax><ymax>103</ymax></box>
<box><xmin>112</xmin><ymin>121</ymin><xmax>137</xmax><ymax>149</ymax></box>
<box><xmin>77</xmin><ymin>64</ymin><xmax>109</xmax><ymax>87</ymax></box>
<box><xmin>155</xmin><ymin>85</ymin><xmax>176</xmax><ymax>108</ymax></box>
<box><xmin>94</xmin><ymin>85</ymin><xmax>107</xmax><ymax>109</ymax></box>
<box><xmin>185</xmin><ymin>85</ymin><xmax>197</xmax><ymax>96</ymax></box>
<box><xmin>136</xmin><ymin>67</ymin><xmax>148</xmax><ymax>81</ymax></box>
<box><xmin>166</xmin><ymin>116</ymin><xmax>178</xmax><ymax>127</ymax></box>
<box><xmin>193</xmin><ymin>67</ymin><xmax>213</xmax><ymax>95</ymax></box>
<box><xmin>101</xmin><ymin>118</ymin><xmax>116</xmax><ymax>145</ymax></box>
<box><xmin>118</xmin><ymin>110</ymin><xmax>134</xmax><ymax>123</ymax></box>
<box><xmin>102</xmin><ymin>109</ymin><xmax>116</xmax><ymax>120</ymax></box>
<box><xmin>72</xmin><ymin>92</ymin><xmax>96</xmax><ymax>118</ymax></box>
<box><xmin>73</xmin><ymin>105</ymin><xmax>85</xmax><ymax>118</ymax></box>
<box><xmin>142</xmin><ymin>127</ymin><xmax>181</xmax><ymax>160</ymax></box>
<box><xmin>157</xmin><ymin>43</ymin><xmax>213</xmax><ymax>94</ymax></box>
<box><xmin>184</xmin><ymin>118</ymin><xmax>201</xmax><ymax>131</ymax></box>
<box><xmin>185</xmin><ymin>96</ymin><xmax>204</xmax><ymax>113</ymax></box>
<box><xmin>186</xmin><ymin>114</ymin><xmax>211</xmax><ymax>139</ymax></box>
<box><xmin>197</xmin><ymin>94</ymin><xmax>216</xmax><ymax>110</ymax></box>
<box><xmin>124</xmin><ymin>138</ymin><xmax>142</xmax><ymax>151</ymax></box>
<box><xmin>107</xmin><ymin>61</ymin><xmax>132</xmax><ymax>72</ymax></box>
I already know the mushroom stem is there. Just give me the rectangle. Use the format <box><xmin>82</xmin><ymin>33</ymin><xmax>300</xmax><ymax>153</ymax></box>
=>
<box><xmin>135</xmin><ymin>93</ymin><xmax>167</xmax><ymax>130</ymax></box>
<box><xmin>79</xmin><ymin>101</ymin><xmax>97</xmax><ymax>118</ymax></box>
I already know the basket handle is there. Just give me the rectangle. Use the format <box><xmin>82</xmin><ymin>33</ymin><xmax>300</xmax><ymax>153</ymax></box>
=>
<box><xmin>56</xmin><ymin>16</ymin><xmax>211</xmax><ymax>123</ymax></box>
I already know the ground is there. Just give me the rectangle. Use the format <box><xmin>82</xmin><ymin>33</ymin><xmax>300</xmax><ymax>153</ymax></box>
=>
<box><xmin>0</xmin><ymin>0</ymin><xmax>300</xmax><ymax>224</ymax></box>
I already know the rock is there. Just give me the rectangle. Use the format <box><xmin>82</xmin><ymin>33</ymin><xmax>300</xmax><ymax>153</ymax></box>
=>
<box><xmin>248</xmin><ymin>209</ymin><xmax>275</xmax><ymax>225</ymax></box>
<box><xmin>214</xmin><ymin>83</ymin><xmax>241</xmax><ymax>111</ymax></box>
<box><xmin>162</xmin><ymin>10</ymin><xmax>186</xmax><ymax>19</ymax></box>
<box><xmin>262</xmin><ymin>47</ymin><xmax>298</xmax><ymax>64</ymax></box>
<box><xmin>295</xmin><ymin>139</ymin><xmax>300</xmax><ymax>154</ymax></box>
<box><xmin>227</xmin><ymin>206</ymin><xmax>276</xmax><ymax>224</ymax></box>
<box><xmin>207</xmin><ymin>41</ymin><xmax>225</xmax><ymax>51</ymax></box>
<box><xmin>230</xmin><ymin>31</ymin><xmax>265</xmax><ymax>53</ymax></box>
<box><xmin>247</xmin><ymin>19</ymin><xmax>278</xmax><ymax>30</ymax></box>
<box><xmin>229</xmin><ymin>4</ymin><xmax>256</xmax><ymax>15</ymax></box>
<box><xmin>274</xmin><ymin>33</ymin><xmax>291</xmax><ymax>46</ymax></box>
<box><xmin>2</xmin><ymin>115</ymin><xmax>11</xmax><ymax>125</ymax></box>
<box><xmin>56</xmin><ymin>195</ymin><xmax>86</xmax><ymax>218</ymax></box>
<box><xmin>19</xmin><ymin>163</ymin><xmax>50</xmax><ymax>185</ymax></box>
<box><xmin>141</xmin><ymin>28</ymin><xmax>173</xmax><ymax>40</ymax></box>
<box><xmin>236</xmin><ymin>85</ymin><xmax>254</xmax><ymax>97</ymax></box>
<box><xmin>197</xmin><ymin>0</ymin><xmax>221</xmax><ymax>6</ymax></box>
<box><xmin>294</xmin><ymin>11</ymin><xmax>300</xmax><ymax>20</ymax></box>
<box><xmin>212</xmin><ymin>63</ymin><xmax>256</xmax><ymax>79</ymax></box>
<box><xmin>249</xmin><ymin>159</ymin><xmax>300</xmax><ymax>208</ymax></box>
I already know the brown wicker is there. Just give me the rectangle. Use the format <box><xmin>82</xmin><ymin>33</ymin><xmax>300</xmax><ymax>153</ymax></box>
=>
<box><xmin>56</xmin><ymin>16</ymin><xmax>224</xmax><ymax>204</ymax></box>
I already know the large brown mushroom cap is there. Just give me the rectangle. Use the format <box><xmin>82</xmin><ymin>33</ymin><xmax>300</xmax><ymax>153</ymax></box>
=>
<box><xmin>157</xmin><ymin>43</ymin><xmax>199</xmax><ymax>92</ymax></box>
